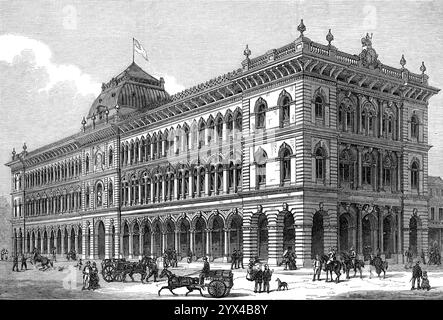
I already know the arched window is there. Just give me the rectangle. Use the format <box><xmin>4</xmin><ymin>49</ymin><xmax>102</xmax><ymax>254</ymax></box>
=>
<box><xmin>280</xmin><ymin>146</ymin><xmax>292</xmax><ymax>185</ymax></box>
<box><xmin>338</xmin><ymin>98</ymin><xmax>354</xmax><ymax>132</ymax></box>
<box><xmin>184</xmin><ymin>125</ymin><xmax>190</xmax><ymax>150</ymax></box>
<box><xmin>315</xmin><ymin>96</ymin><xmax>323</xmax><ymax>119</ymax></box>
<box><xmin>280</xmin><ymin>95</ymin><xmax>291</xmax><ymax>127</ymax></box>
<box><xmin>146</xmin><ymin>135</ymin><xmax>151</xmax><ymax>160</ymax></box>
<box><xmin>234</xmin><ymin>111</ymin><xmax>242</xmax><ymax>132</ymax></box>
<box><xmin>184</xmin><ymin>170</ymin><xmax>189</xmax><ymax>198</ymax></box>
<box><xmin>362</xmin><ymin>153</ymin><xmax>374</xmax><ymax>186</ymax></box>
<box><xmin>254</xmin><ymin>148</ymin><xmax>268</xmax><ymax>188</ymax></box>
<box><xmin>207</xmin><ymin>118</ymin><xmax>215</xmax><ymax>145</ymax></box>
<box><xmin>85</xmin><ymin>155</ymin><xmax>90</xmax><ymax>173</ymax></box>
<box><xmin>411</xmin><ymin>115</ymin><xmax>419</xmax><ymax>139</ymax></box>
<box><xmin>383</xmin><ymin>155</ymin><xmax>394</xmax><ymax>189</ymax></box>
<box><xmin>209</xmin><ymin>165</ymin><xmax>216</xmax><ymax>195</ymax></box>
<box><xmin>191</xmin><ymin>123</ymin><xmax>198</xmax><ymax>150</ymax></box>
<box><xmin>85</xmin><ymin>186</ymin><xmax>90</xmax><ymax>208</ymax></box>
<box><xmin>315</xmin><ymin>147</ymin><xmax>326</xmax><ymax>181</ymax></box>
<box><xmin>216</xmin><ymin>165</ymin><xmax>223</xmax><ymax>193</ymax></box>
<box><xmin>339</xmin><ymin>149</ymin><xmax>355</xmax><ymax>188</ymax></box>
<box><xmin>108</xmin><ymin>148</ymin><xmax>113</xmax><ymax>166</ymax></box>
<box><xmin>168</xmin><ymin>174</ymin><xmax>174</xmax><ymax>200</ymax></box>
<box><xmin>140</xmin><ymin>139</ymin><xmax>145</xmax><ymax>162</ymax></box>
<box><xmin>216</xmin><ymin>116</ymin><xmax>223</xmax><ymax>142</ymax></box>
<box><xmin>411</xmin><ymin>161</ymin><xmax>419</xmax><ymax>190</ymax></box>
<box><xmin>255</xmin><ymin>99</ymin><xmax>267</xmax><ymax>129</ymax></box>
<box><xmin>199</xmin><ymin>167</ymin><xmax>205</xmax><ymax>196</ymax></box>
<box><xmin>198</xmin><ymin>120</ymin><xmax>206</xmax><ymax>149</ymax></box>
<box><xmin>152</xmin><ymin>134</ymin><xmax>158</xmax><ymax>159</ymax></box>
<box><xmin>192</xmin><ymin>168</ymin><xmax>198</xmax><ymax>197</ymax></box>
<box><xmin>130</xmin><ymin>142</ymin><xmax>135</xmax><ymax>164</ymax></box>
<box><xmin>108</xmin><ymin>181</ymin><xmax>113</xmax><ymax>206</ymax></box>
<box><xmin>177</xmin><ymin>171</ymin><xmax>183</xmax><ymax>200</ymax></box>
<box><xmin>96</xmin><ymin>183</ymin><xmax>103</xmax><ymax>207</ymax></box>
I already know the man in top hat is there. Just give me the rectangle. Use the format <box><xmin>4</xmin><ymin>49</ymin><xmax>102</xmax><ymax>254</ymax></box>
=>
<box><xmin>231</xmin><ymin>249</ymin><xmax>238</xmax><ymax>270</ymax></box>
<box><xmin>199</xmin><ymin>256</ymin><xmax>210</xmax><ymax>285</ymax></box>
<box><xmin>262</xmin><ymin>264</ymin><xmax>273</xmax><ymax>293</ymax></box>
<box><xmin>411</xmin><ymin>260</ymin><xmax>423</xmax><ymax>290</ymax></box>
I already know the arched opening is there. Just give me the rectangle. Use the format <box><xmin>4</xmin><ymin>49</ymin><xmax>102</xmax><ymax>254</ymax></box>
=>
<box><xmin>110</xmin><ymin>225</ymin><xmax>114</xmax><ymax>257</ymax></box>
<box><xmin>37</xmin><ymin>231</ymin><xmax>41</xmax><ymax>252</ymax></box>
<box><xmin>153</xmin><ymin>221</ymin><xmax>162</xmax><ymax>257</ymax></box>
<box><xmin>27</xmin><ymin>232</ymin><xmax>31</xmax><ymax>253</ymax></box>
<box><xmin>43</xmin><ymin>231</ymin><xmax>48</xmax><ymax>254</ymax></box>
<box><xmin>339</xmin><ymin>214</ymin><xmax>350</xmax><ymax>252</ymax></box>
<box><xmin>77</xmin><ymin>228</ymin><xmax>82</xmax><ymax>255</ymax></box>
<box><xmin>85</xmin><ymin>228</ymin><xmax>90</xmax><ymax>258</ymax></box>
<box><xmin>229</xmin><ymin>214</ymin><xmax>242</xmax><ymax>254</ymax></box>
<box><xmin>283</xmin><ymin>211</ymin><xmax>295</xmax><ymax>253</ymax></box>
<box><xmin>63</xmin><ymin>229</ymin><xmax>68</xmax><ymax>254</ymax></box>
<box><xmin>56</xmin><ymin>230</ymin><xmax>62</xmax><ymax>254</ymax></box>
<box><xmin>383</xmin><ymin>215</ymin><xmax>393</xmax><ymax>257</ymax></box>
<box><xmin>143</xmin><ymin>223</ymin><xmax>151</xmax><ymax>256</ymax></box>
<box><xmin>165</xmin><ymin>220</ymin><xmax>175</xmax><ymax>251</ymax></box>
<box><xmin>31</xmin><ymin>232</ymin><xmax>35</xmax><ymax>252</ymax></box>
<box><xmin>311</xmin><ymin>212</ymin><xmax>324</xmax><ymax>258</ymax></box>
<box><xmin>179</xmin><ymin>219</ymin><xmax>190</xmax><ymax>257</ymax></box>
<box><xmin>409</xmin><ymin>216</ymin><xmax>418</xmax><ymax>256</ymax></box>
<box><xmin>362</xmin><ymin>214</ymin><xmax>377</xmax><ymax>258</ymax></box>
<box><xmin>194</xmin><ymin>217</ymin><xmax>206</xmax><ymax>258</ymax></box>
<box><xmin>211</xmin><ymin>216</ymin><xmax>224</xmax><ymax>259</ymax></box>
<box><xmin>97</xmin><ymin>221</ymin><xmax>105</xmax><ymax>259</ymax></box>
<box><xmin>133</xmin><ymin>223</ymin><xmax>140</xmax><ymax>257</ymax></box>
<box><xmin>70</xmin><ymin>229</ymin><xmax>75</xmax><ymax>254</ymax></box>
<box><xmin>258</xmin><ymin>213</ymin><xmax>268</xmax><ymax>260</ymax></box>
<box><xmin>123</xmin><ymin>223</ymin><xmax>129</xmax><ymax>258</ymax></box>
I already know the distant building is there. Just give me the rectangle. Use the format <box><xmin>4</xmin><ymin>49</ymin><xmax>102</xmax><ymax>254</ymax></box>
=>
<box><xmin>428</xmin><ymin>176</ymin><xmax>443</xmax><ymax>252</ymax></box>
<box><xmin>5</xmin><ymin>22</ymin><xmax>440</xmax><ymax>265</ymax></box>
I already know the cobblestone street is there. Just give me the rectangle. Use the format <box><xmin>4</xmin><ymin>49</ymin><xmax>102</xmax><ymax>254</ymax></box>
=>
<box><xmin>1</xmin><ymin>260</ymin><xmax>443</xmax><ymax>300</ymax></box>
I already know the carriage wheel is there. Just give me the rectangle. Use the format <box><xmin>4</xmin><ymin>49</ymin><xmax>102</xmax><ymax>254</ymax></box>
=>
<box><xmin>208</xmin><ymin>280</ymin><xmax>226</xmax><ymax>298</ymax></box>
<box><xmin>102</xmin><ymin>265</ymin><xmax>115</xmax><ymax>282</ymax></box>
<box><xmin>224</xmin><ymin>288</ymin><xmax>231</xmax><ymax>297</ymax></box>
<box><xmin>113</xmin><ymin>273</ymin><xmax>124</xmax><ymax>282</ymax></box>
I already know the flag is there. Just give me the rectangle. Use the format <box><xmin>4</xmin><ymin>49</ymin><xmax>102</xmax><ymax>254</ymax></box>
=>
<box><xmin>133</xmin><ymin>38</ymin><xmax>148</xmax><ymax>61</ymax></box>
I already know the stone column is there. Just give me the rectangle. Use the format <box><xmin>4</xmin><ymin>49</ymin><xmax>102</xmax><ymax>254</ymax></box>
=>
<box><xmin>223</xmin><ymin>228</ymin><xmax>229</xmax><ymax>262</ymax></box>
<box><xmin>205</xmin><ymin>170</ymin><xmax>210</xmax><ymax>195</ymax></box>
<box><xmin>67</xmin><ymin>232</ymin><xmax>71</xmax><ymax>253</ymax></box>
<box><xmin>189</xmin><ymin>174</ymin><xmax>193</xmax><ymax>198</ymax></box>
<box><xmin>128</xmin><ymin>232</ymin><xmax>133</xmax><ymax>259</ymax></box>
<box><xmin>205</xmin><ymin>229</ymin><xmax>211</xmax><ymax>258</ymax></box>
<box><xmin>89</xmin><ymin>228</ymin><xmax>95</xmax><ymax>259</ymax></box>
<box><xmin>74</xmin><ymin>234</ymin><xmax>79</xmax><ymax>255</ymax></box>
<box><xmin>379</xmin><ymin>209</ymin><xmax>384</xmax><ymax>253</ymax></box>
<box><xmin>357</xmin><ymin>147</ymin><xmax>363</xmax><ymax>189</ymax></box>
<box><xmin>223</xmin><ymin>167</ymin><xmax>228</xmax><ymax>194</ymax></box>
<box><xmin>81</xmin><ymin>225</ymin><xmax>87</xmax><ymax>259</ymax></box>
<box><xmin>267</xmin><ymin>213</ymin><xmax>279</xmax><ymax>266</ymax></box>
<box><xmin>379</xmin><ymin>149</ymin><xmax>384</xmax><ymax>191</ymax></box>
<box><xmin>162</xmin><ymin>232</ymin><xmax>167</xmax><ymax>254</ymax></box>
<box><xmin>61</xmin><ymin>230</ymin><xmax>65</xmax><ymax>256</ymax></box>
<box><xmin>150</xmin><ymin>233</ymin><xmax>155</xmax><ymax>258</ymax></box>
<box><xmin>190</xmin><ymin>229</ymin><xmax>195</xmax><ymax>255</ymax></box>
<box><xmin>174</xmin><ymin>176</ymin><xmax>179</xmax><ymax>200</ymax></box>
<box><xmin>357</xmin><ymin>205</ymin><xmax>363</xmax><ymax>254</ymax></box>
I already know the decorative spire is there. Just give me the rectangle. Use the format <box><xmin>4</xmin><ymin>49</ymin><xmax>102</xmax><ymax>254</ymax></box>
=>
<box><xmin>297</xmin><ymin>19</ymin><xmax>306</xmax><ymax>37</ymax></box>
<box><xmin>326</xmin><ymin>29</ymin><xmax>334</xmax><ymax>46</ymax></box>
<box><xmin>22</xmin><ymin>143</ymin><xmax>27</xmax><ymax>152</ymax></box>
<box><xmin>81</xmin><ymin>117</ymin><xmax>86</xmax><ymax>132</ymax></box>
<box><xmin>420</xmin><ymin>61</ymin><xmax>426</xmax><ymax>74</ymax></box>
<box><xmin>243</xmin><ymin>44</ymin><xmax>251</xmax><ymax>60</ymax></box>
<box><xmin>400</xmin><ymin>54</ymin><xmax>406</xmax><ymax>69</ymax></box>
<box><xmin>12</xmin><ymin>148</ymin><xmax>16</xmax><ymax>160</ymax></box>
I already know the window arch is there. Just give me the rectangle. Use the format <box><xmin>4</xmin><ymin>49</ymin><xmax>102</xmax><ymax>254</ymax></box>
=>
<box><xmin>314</xmin><ymin>96</ymin><xmax>324</xmax><ymax>119</ymax></box>
<box><xmin>338</xmin><ymin>98</ymin><xmax>355</xmax><ymax>132</ymax></box>
<box><xmin>207</xmin><ymin>117</ymin><xmax>215</xmax><ymax>145</ymax></box>
<box><xmin>216</xmin><ymin>164</ymin><xmax>223</xmax><ymax>193</ymax></box>
<box><xmin>199</xmin><ymin>167</ymin><xmax>205</xmax><ymax>196</ymax></box>
<box><xmin>209</xmin><ymin>165</ymin><xmax>216</xmax><ymax>195</ymax></box>
<box><xmin>362</xmin><ymin>152</ymin><xmax>375</xmax><ymax>186</ymax></box>
<box><xmin>215</xmin><ymin>115</ymin><xmax>223</xmax><ymax>142</ymax></box>
<box><xmin>198</xmin><ymin>119</ymin><xmax>206</xmax><ymax>149</ymax></box>
<box><xmin>234</xmin><ymin>110</ymin><xmax>242</xmax><ymax>132</ymax></box>
<box><xmin>85</xmin><ymin>154</ymin><xmax>90</xmax><ymax>173</ymax></box>
<box><xmin>96</xmin><ymin>182</ymin><xmax>103</xmax><ymax>207</ymax></box>
<box><xmin>382</xmin><ymin>154</ymin><xmax>395</xmax><ymax>190</ymax></box>
<box><xmin>314</xmin><ymin>147</ymin><xmax>326</xmax><ymax>181</ymax></box>
<box><xmin>108</xmin><ymin>148</ymin><xmax>113</xmax><ymax>166</ymax></box>
<box><xmin>411</xmin><ymin>161</ymin><xmax>420</xmax><ymax>190</ymax></box>
<box><xmin>279</xmin><ymin>92</ymin><xmax>291</xmax><ymax>127</ymax></box>
<box><xmin>108</xmin><ymin>181</ymin><xmax>113</xmax><ymax>206</ymax></box>
<box><xmin>339</xmin><ymin>148</ymin><xmax>355</xmax><ymax>188</ymax></box>
<box><xmin>254</xmin><ymin>148</ymin><xmax>268</xmax><ymax>188</ymax></box>
<box><xmin>255</xmin><ymin>98</ymin><xmax>267</xmax><ymax>129</ymax></box>
<box><xmin>411</xmin><ymin>115</ymin><xmax>419</xmax><ymax>139</ymax></box>
<box><xmin>279</xmin><ymin>144</ymin><xmax>293</xmax><ymax>185</ymax></box>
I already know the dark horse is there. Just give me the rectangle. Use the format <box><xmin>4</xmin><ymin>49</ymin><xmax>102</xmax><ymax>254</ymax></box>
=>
<box><xmin>121</xmin><ymin>256</ymin><xmax>150</xmax><ymax>282</ymax></box>
<box><xmin>341</xmin><ymin>252</ymin><xmax>365</xmax><ymax>279</ymax></box>
<box><xmin>158</xmin><ymin>268</ymin><xmax>203</xmax><ymax>296</ymax></box>
<box><xmin>319</xmin><ymin>254</ymin><xmax>342</xmax><ymax>283</ymax></box>
<box><xmin>369</xmin><ymin>255</ymin><xmax>388</xmax><ymax>279</ymax></box>
<box><xmin>30</xmin><ymin>252</ymin><xmax>53</xmax><ymax>271</ymax></box>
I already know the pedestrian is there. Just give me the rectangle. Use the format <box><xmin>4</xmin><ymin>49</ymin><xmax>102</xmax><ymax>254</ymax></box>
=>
<box><xmin>312</xmin><ymin>254</ymin><xmax>321</xmax><ymax>281</ymax></box>
<box><xmin>82</xmin><ymin>261</ymin><xmax>91</xmax><ymax>290</ymax></box>
<box><xmin>76</xmin><ymin>259</ymin><xmax>83</xmax><ymax>270</ymax></box>
<box><xmin>237</xmin><ymin>250</ymin><xmax>244</xmax><ymax>269</ymax></box>
<box><xmin>89</xmin><ymin>262</ymin><xmax>100</xmax><ymax>290</ymax></box>
<box><xmin>20</xmin><ymin>253</ymin><xmax>27</xmax><ymax>270</ymax></box>
<box><xmin>52</xmin><ymin>247</ymin><xmax>57</xmax><ymax>262</ymax></box>
<box><xmin>144</xmin><ymin>258</ymin><xmax>159</xmax><ymax>282</ymax></box>
<box><xmin>421</xmin><ymin>249</ymin><xmax>426</xmax><ymax>265</ymax></box>
<box><xmin>411</xmin><ymin>261</ymin><xmax>422</xmax><ymax>290</ymax></box>
<box><xmin>199</xmin><ymin>256</ymin><xmax>210</xmax><ymax>285</ymax></box>
<box><xmin>254</xmin><ymin>265</ymin><xmax>263</xmax><ymax>293</ymax></box>
<box><xmin>230</xmin><ymin>249</ymin><xmax>237</xmax><ymax>269</ymax></box>
<box><xmin>187</xmin><ymin>248</ymin><xmax>193</xmax><ymax>264</ymax></box>
<box><xmin>12</xmin><ymin>253</ymin><xmax>19</xmax><ymax>272</ymax></box>
<box><xmin>262</xmin><ymin>264</ymin><xmax>273</xmax><ymax>293</ymax></box>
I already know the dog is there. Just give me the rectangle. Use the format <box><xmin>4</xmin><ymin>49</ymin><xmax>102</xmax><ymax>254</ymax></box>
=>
<box><xmin>275</xmin><ymin>278</ymin><xmax>288</xmax><ymax>291</ymax></box>
<box><xmin>421</xmin><ymin>271</ymin><xmax>431</xmax><ymax>291</ymax></box>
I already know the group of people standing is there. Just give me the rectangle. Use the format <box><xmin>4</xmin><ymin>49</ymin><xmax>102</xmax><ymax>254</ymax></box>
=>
<box><xmin>11</xmin><ymin>253</ymin><xmax>28</xmax><ymax>272</ymax></box>
<box><xmin>230</xmin><ymin>249</ymin><xmax>244</xmax><ymax>269</ymax></box>
<box><xmin>252</xmin><ymin>263</ymin><xmax>273</xmax><ymax>293</ymax></box>
<box><xmin>1</xmin><ymin>248</ymin><xmax>8</xmax><ymax>260</ymax></box>
<box><xmin>163</xmin><ymin>248</ymin><xmax>178</xmax><ymax>268</ymax></box>
<box><xmin>82</xmin><ymin>261</ymin><xmax>100</xmax><ymax>291</ymax></box>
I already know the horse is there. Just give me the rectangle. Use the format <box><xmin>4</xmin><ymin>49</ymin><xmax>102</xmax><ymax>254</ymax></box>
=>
<box><xmin>121</xmin><ymin>256</ymin><xmax>150</xmax><ymax>282</ymax></box>
<box><xmin>30</xmin><ymin>252</ymin><xmax>53</xmax><ymax>271</ymax></box>
<box><xmin>341</xmin><ymin>252</ymin><xmax>365</xmax><ymax>279</ymax></box>
<box><xmin>319</xmin><ymin>254</ymin><xmax>342</xmax><ymax>283</ymax></box>
<box><xmin>369</xmin><ymin>255</ymin><xmax>388</xmax><ymax>279</ymax></box>
<box><xmin>158</xmin><ymin>268</ymin><xmax>203</xmax><ymax>296</ymax></box>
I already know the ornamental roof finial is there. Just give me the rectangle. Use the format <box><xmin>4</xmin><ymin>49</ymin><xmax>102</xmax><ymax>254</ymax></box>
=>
<box><xmin>400</xmin><ymin>54</ymin><xmax>406</xmax><ymax>69</ymax></box>
<box><xmin>12</xmin><ymin>148</ymin><xmax>16</xmax><ymax>159</ymax></box>
<box><xmin>243</xmin><ymin>44</ymin><xmax>251</xmax><ymax>60</ymax></box>
<box><xmin>22</xmin><ymin>142</ymin><xmax>27</xmax><ymax>152</ymax></box>
<box><xmin>297</xmin><ymin>19</ymin><xmax>306</xmax><ymax>37</ymax></box>
<box><xmin>326</xmin><ymin>29</ymin><xmax>334</xmax><ymax>46</ymax></box>
<box><xmin>420</xmin><ymin>61</ymin><xmax>426</xmax><ymax>74</ymax></box>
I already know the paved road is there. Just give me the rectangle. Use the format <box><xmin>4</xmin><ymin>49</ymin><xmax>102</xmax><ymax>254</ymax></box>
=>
<box><xmin>1</xmin><ymin>259</ymin><xmax>442</xmax><ymax>299</ymax></box>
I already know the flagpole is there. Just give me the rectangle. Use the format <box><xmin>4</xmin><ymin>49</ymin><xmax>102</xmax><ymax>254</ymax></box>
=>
<box><xmin>132</xmin><ymin>38</ymin><xmax>134</xmax><ymax>63</ymax></box>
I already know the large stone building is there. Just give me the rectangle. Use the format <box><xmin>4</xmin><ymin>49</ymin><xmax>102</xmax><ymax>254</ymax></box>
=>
<box><xmin>428</xmin><ymin>176</ymin><xmax>443</xmax><ymax>253</ymax></box>
<box><xmin>6</xmin><ymin>22</ymin><xmax>440</xmax><ymax>266</ymax></box>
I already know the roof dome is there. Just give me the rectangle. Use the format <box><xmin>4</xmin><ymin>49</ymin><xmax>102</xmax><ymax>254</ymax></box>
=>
<box><xmin>87</xmin><ymin>62</ymin><xmax>170</xmax><ymax>119</ymax></box>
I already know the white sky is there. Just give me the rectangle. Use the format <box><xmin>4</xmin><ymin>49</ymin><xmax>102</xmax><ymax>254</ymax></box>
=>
<box><xmin>0</xmin><ymin>0</ymin><xmax>442</xmax><ymax>198</ymax></box>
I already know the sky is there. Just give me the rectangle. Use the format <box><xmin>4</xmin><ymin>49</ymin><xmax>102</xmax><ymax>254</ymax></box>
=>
<box><xmin>0</xmin><ymin>0</ymin><xmax>443</xmax><ymax>200</ymax></box>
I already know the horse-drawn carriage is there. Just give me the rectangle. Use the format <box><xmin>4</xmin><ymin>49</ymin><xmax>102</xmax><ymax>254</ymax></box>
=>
<box><xmin>158</xmin><ymin>268</ymin><xmax>234</xmax><ymax>298</ymax></box>
<box><xmin>101</xmin><ymin>257</ymin><xmax>154</xmax><ymax>282</ymax></box>
<box><xmin>66</xmin><ymin>250</ymin><xmax>77</xmax><ymax>261</ymax></box>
